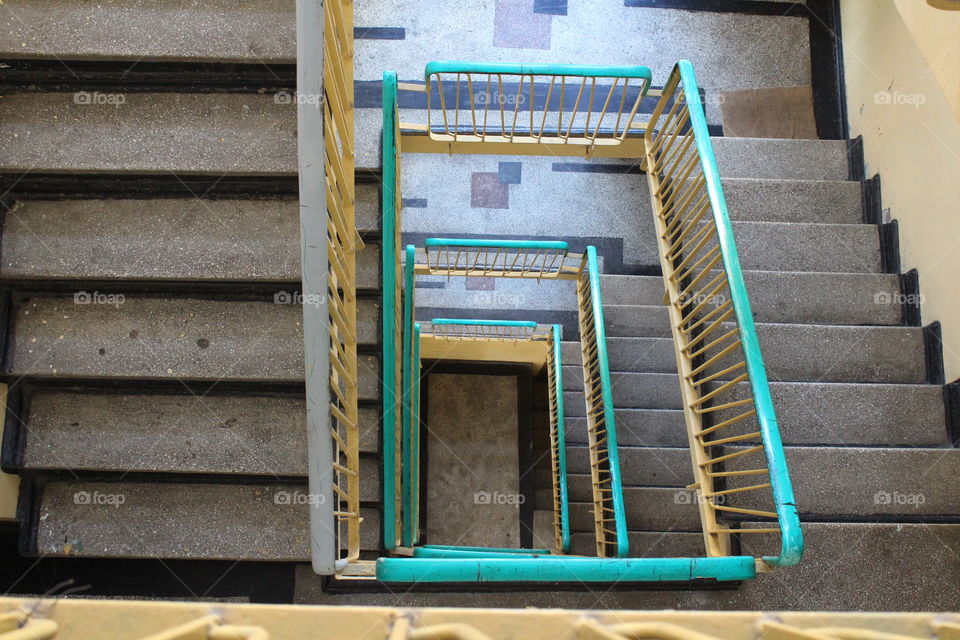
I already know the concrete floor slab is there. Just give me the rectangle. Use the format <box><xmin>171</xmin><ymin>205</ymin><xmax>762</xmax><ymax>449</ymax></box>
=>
<box><xmin>425</xmin><ymin>373</ymin><xmax>521</xmax><ymax>548</ymax></box>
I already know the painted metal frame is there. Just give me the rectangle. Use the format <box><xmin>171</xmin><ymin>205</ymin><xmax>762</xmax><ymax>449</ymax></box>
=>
<box><xmin>418</xmin><ymin>61</ymin><xmax>654</xmax><ymax>151</ymax></box>
<box><xmin>643</xmin><ymin>60</ymin><xmax>802</xmax><ymax>568</ymax></box>
<box><xmin>546</xmin><ymin>324</ymin><xmax>571</xmax><ymax>554</ymax></box>
<box><xmin>420</xmin><ymin>238</ymin><xmax>579</xmax><ymax>280</ymax></box>
<box><xmin>576</xmin><ymin>247</ymin><xmax>628</xmax><ymax>558</ymax></box>
<box><xmin>382</xmin><ymin>71</ymin><xmax>405</xmax><ymax>551</ymax></box>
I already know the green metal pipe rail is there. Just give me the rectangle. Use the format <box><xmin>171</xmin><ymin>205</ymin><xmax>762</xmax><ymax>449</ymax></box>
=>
<box><xmin>371</xmin><ymin>60</ymin><xmax>801</xmax><ymax>583</ymax></box>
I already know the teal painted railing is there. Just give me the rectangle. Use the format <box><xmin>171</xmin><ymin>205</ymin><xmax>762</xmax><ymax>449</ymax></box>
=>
<box><xmin>401</xmin><ymin>246</ymin><xmax>419</xmax><ymax>547</ymax></box>
<box><xmin>422</xmin><ymin>238</ymin><xmax>575</xmax><ymax>279</ymax></box>
<box><xmin>382</xmin><ymin>71</ymin><xmax>403</xmax><ymax>549</ymax></box>
<box><xmin>644</xmin><ymin>61</ymin><xmax>802</xmax><ymax>568</ymax></box>
<box><xmin>547</xmin><ymin>324</ymin><xmax>571</xmax><ymax>554</ymax></box>
<box><xmin>430</xmin><ymin>318</ymin><xmax>540</xmax><ymax>340</ymax></box>
<box><xmin>576</xmin><ymin>247</ymin><xmax>628</xmax><ymax>558</ymax></box>
<box><xmin>421</xmin><ymin>62</ymin><xmax>653</xmax><ymax>147</ymax></box>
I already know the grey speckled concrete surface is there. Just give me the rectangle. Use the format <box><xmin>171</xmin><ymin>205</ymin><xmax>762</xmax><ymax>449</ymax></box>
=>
<box><xmin>21</xmin><ymin>391</ymin><xmax>381</xmax><ymax>485</ymax></box>
<box><xmin>0</xmin><ymin>0</ymin><xmax>296</xmax><ymax>62</ymax></box>
<box><xmin>1</xmin><ymin>198</ymin><xmax>381</xmax><ymax>288</ymax></box>
<box><xmin>568</xmin><ymin>380</ymin><xmax>947</xmax><ymax>447</ymax></box>
<box><xmin>295</xmin><ymin>523</ymin><xmax>960</xmax><ymax>610</ymax></box>
<box><xmin>600</xmin><ymin>271</ymin><xmax>905</xmax><ymax>327</ymax></box>
<box><xmin>8</xmin><ymin>295</ymin><xmax>378</xmax><ymax>381</ymax></box>
<box><xmin>35</xmin><ymin>479</ymin><xmax>381</xmax><ymax>560</ymax></box>
<box><xmin>0</xmin><ymin>93</ymin><xmax>297</xmax><ymax>175</ymax></box>
<box><xmin>426</xmin><ymin>373</ymin><xmax>520</xmax><ymax>548</ymax></box>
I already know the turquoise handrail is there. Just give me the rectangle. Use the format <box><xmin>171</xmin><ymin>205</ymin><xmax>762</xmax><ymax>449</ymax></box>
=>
<box><xmin>584</xmin><ymin>246</ymin><xmax>628</xmax><ymax>558</ymax></box>
<box><xmin>424</xmin><ymin>238</ymin><xmax>568</xmax><ymax>251</ymax></box>
<box><xmin>381</xmin><ymin>71</ymin><xmax>400</xmax><ymax>550</ymax></box>
<box><xmin>550</xmin><ymin>324</ymin><xmax>571</xmax><ymax>554</ymax></box>
<box><xmin>401</xmin><ymin>245</ymin><xmax>417</xmax><ymax>547</ymax></box>
<box><xmin>674</xmin><ymin>60</ymin><xmax>802</xmax><ymax>567</ymax></box>
<box><xmin>424</xmin><ymin>61</ymin><xmax>653</xmax><ymax>83</ymax></box>
<box><xmin>412</xmin><ymin>321</ymin><xmax>422</xmax><ymax>545</ymax></box>
<box><xmin>431</xmin><ymin>318</ymin><xmax>538</xmax><ymax>328</ymax></box>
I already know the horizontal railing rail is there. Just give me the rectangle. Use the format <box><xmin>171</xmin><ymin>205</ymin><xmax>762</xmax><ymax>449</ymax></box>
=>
<box><xmin>420</xmin><ymin>238</ymin><xmax>580</xmax><ymax>279</ymax></box>
<box><xmin>546</xmin><ymin>324</ymin><xmax>571</xmax><ymax>554</ymax></box>
<box><xmin>576</xmin><ymin>247</ymin><xmax>628</xmax><ymax>558</ymax></box>
<box><xmin>429</xmin><ymin>318</ymin><xmax>542</xmax><ymax>340</ymax></box>
<box><xmin>382</xmin><ymin>71</ymin><xmax>404</xmax><ymax>551</ymax></box>
<box><xmin>419</xmin><ymin>62</ymin><xmax>653</xmax><ymax>150</ymax></box>
<box><xmin>643</xmin><ymin>60</ymin><xmax>802</xmax><ymax>569</ymax></box>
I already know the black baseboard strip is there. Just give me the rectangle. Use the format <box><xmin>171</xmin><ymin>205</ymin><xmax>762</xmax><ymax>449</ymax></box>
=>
<box><xmin>924</xmin><ymin>321</ymin><xmax>946</xmax><ymax>386</ymax></box>
<box><xmin>879</xmin><ymin>220</ymin><xmax>901</xmax><ymax>275</ymax></box>
<box><xmin>945</xmin><ymin>378</ymin><xmax>960</xmax><ymax>447</ymax></box>
<box><xmin>898</xmin><ymin>269</ymin><xmax>921</xmax><ymax>327</ymax></box>
<box><xmin>847</xmin><ymin>136</ymin><xmax>866</xmax><ymax>182</ymax></box>
<box><xmin>861</xmin><ymin>174</ymin><xmax>882</xmax><ymax>225</ymax></box>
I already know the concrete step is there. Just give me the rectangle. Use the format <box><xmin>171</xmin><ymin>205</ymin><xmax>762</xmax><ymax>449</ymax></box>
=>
<box><xmin>711</xmin><ymin>138</ymin><xmax>850</xmax><ymax>181</ymax></box>
<box><xmin>599</xmin><ymin>272</ymin><xmax>905</xmax><ymax>326</ymax></box>
<box><xmin>0</xmin><ymin>199</ymin><xmax>380</xmax><ymax>288</ymax></box>
<box><xmin>564</xmin><ymin>381</ymin><xmax>946</xmax><ymax>446</ymax></box>
<box><xmin>17</xmin><ymin>390</ymin><xmax>381</xmax><ymax>488</ymax></box>
<box><xmin>565</xmin><ymin>323</ymin><xmax>927</xmax><ymax>384</ymax></box>
<box><xmin>566</xmin><ymin>446</ymin><xmax>693</xmax><ymax>487</ymax></box>
<box><xmin>7</xmin><ymin>295</ymin><xmax>380</xmax><ymax>387</ymax></box>
<box><xmin>727</xmin><ymin>447</ymin><xmax>960</xmax><ymax>518</ymax></box>
<box><xmin>731</xmin><ymin>221</ymin><xmax>881</xmax><ymax>273</ymax></box>
<box><xmin>357</xmin><ymin>183</ymin><xmax>381</xmax><ymax>235</ymax></box>
<box><xmin>568</xmin><ymin>487</ymin><xmax>701</xmax><ymax>533</ymax></box>
<box><xmin>0</xmin><ymin>0</ymin><xmax>296</xmax><ymax>63</ymax></box>
<box><xmin>568</xmin><ymin>531</ymin><xmax>705</xmax><ymax>558</ymax></box>
<box><xmin>721</xmin><ymin>178</ymin><xmax>864</xmax><ymax>225</ymax></box>
<box><xmin>295</xmin><ymin>522</ymin><xmax>960</xmax><ymax>610</ymax></box>
<box><xmin>30</xmin><ymin>479</ymin><xmax>380</xmax><ymax>560</ymax></box>
<box><xmin>0</xmin><ymin>93</ymin><xmax>296</xmax><ymax>175</ymax></box>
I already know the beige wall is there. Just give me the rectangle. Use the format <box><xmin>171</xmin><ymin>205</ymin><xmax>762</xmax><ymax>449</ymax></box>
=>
<box><xmin>841</xmin><ymin>0</ymin><xmax>960</xmax><ymax>382</ymax></box>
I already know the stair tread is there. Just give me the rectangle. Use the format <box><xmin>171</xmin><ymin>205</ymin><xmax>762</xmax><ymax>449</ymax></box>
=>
<box><xmin>0</xmin><ymin>199</ymin><xmax>380</xmax><ymax>287</ymax></box>
<box><xmin>0</xmin><ymin>0</ymin><xmax>296</xmax><ymax>63</ymax></box>
<box><xmin>32</xmin><ymin>479</ymin><xmax>381</xmax><ymax>560</ymax></box>
<box><xmin>8</xmin><ymin>295</ymin><xmax>380</xmax><ymax>384</ymax></box>
<box><xmin>0</xmin><ymin>93</ymin><xmax>296</xmax><ymax>175</ymax></box>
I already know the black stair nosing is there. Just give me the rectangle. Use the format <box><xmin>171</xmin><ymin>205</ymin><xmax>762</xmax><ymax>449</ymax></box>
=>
<box><xmin>0</xmin><ymin>59</ymin><xmax>296</xmax><ymax>93</ymax></box>
<box><xmin>0</xmin><ymin>174</ymin><xmax>300</xmax><ymax>199</ymax></box>
<box><xmin>0</xmin><ymin>278</ymin><xmax>383</xmax><ymax>298</ymax></box>
<box><xmin>323</xmin><ymin>574</ymin><xmax>739</xmax><ymax>593</ymax></box>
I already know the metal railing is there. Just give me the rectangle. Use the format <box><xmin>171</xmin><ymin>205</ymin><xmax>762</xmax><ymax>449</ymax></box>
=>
<box><xmin>421</xmin><ymin>238</ymin><xmax>579</xmax><ymax>279</ymax></box>
<box><xmin>401</xmin><ymin>245</ymin><xmax>421</xmax><ymax>548</ymax></box>
<box><xmin>382</xmin><ymin>71</ymin><xmax>404</xmax><ymax>550</ymax></box>
<box><xmin>643</xmin><ymin>60</ymin><xmax>802</xmax><ymax>568</ymax></box>
<box><xmin>546</xmin><ymin>324</ymin><xmax>571</xmax><ymax>554</ymax></box>
<box><xmin>575</xmin><ymin>247</ymin><xmax>628</xmax><ymax>558</ymax></box>
<box><xmin>419</xmin><ymin>62</ymin><xmax>653</xmax><ymax>150</ymax></box>
<box><xmin>429</xmin><ymin>319</ymin><xmax>542</xmax><ymax>340</ymax></box>
<box><xmin>323</xmin><ymin>0</ymin><xmax>362</xmax><ymax>568</ymax></box>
